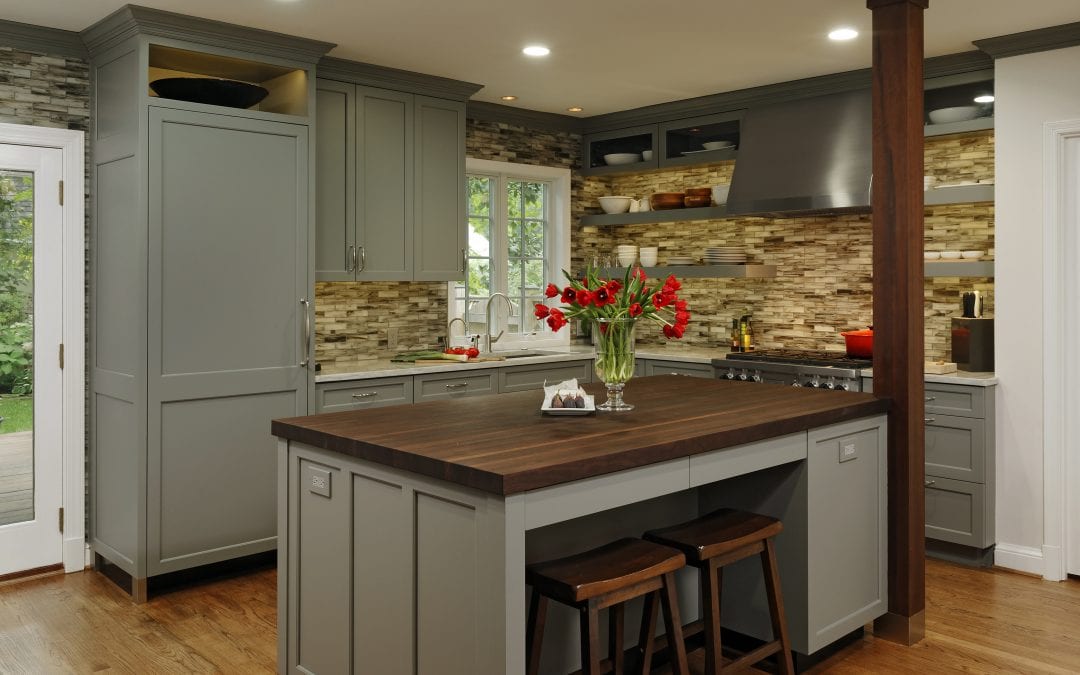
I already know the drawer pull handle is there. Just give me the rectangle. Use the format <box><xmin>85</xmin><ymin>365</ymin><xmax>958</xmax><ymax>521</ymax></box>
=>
<box><xmin>445</xmin><ymin>382</ymin><xmax>468</xmax><ymax>389</ymax></box>
<box><xmin>925</xmin><ymin>396</ymin><xmax>936</xmax><ymax>402</ymax></box>
<box><xmin>924</xmin><ymin>418</ymin><xmax>936</xmax><ymax>424</ymax></box>
<box><xmin>925</xmin><ymin>480</ymin><xmax>936</xmax><ymax>488</ymax></box>
<box><xmin>351</xmin><ymin>392</ymin><xmax>378</xmax><ymax>399</ymax></box>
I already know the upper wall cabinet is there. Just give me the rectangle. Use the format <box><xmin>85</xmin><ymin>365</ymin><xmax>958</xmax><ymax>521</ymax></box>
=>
<box><xmin>659</xmin><ymin>110</ymin><xmax>742</xmax><ymax>167</ymax></box>
<box><xmin>924</xmin><ymin>70</ymin><xmax>995</xmax><ymax>137</ymax></box>
<box><xmin>316</xmin><ymin>79</ymin><xmax>466</xmax><ymax>282</ymax></box>
<box><xmin>582</xmin><ymin>124</ymin><xmax>659</xmax><ymax>175</ymax></box>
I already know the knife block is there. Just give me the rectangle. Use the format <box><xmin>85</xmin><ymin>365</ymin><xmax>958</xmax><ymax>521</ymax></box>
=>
<box><xmin>951</xmin><ymin>318</ymin><xmax>994</xmax><ymax>372</ymax></box>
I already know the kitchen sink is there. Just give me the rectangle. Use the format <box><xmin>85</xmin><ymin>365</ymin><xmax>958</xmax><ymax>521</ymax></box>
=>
<box><xmin>498</xmin><ymin>350</ymin><xmax>566</xmax><ymax>359</ymax></box>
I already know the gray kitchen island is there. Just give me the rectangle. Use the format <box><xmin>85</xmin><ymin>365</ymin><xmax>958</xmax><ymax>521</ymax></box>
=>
<box><xmin>271</xmin><ymin>375</ymin><xmax>889</xmax><ymax>674</ymax></box>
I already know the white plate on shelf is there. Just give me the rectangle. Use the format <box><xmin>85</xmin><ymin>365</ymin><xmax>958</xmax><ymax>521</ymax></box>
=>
<box><xmin>681</xmin><ymin>147</ymin><xmax>736</xmax><ymax>156</ymax></box>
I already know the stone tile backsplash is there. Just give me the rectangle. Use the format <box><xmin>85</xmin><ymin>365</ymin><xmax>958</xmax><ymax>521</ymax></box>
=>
<box><xmin>314</xmin><ymin>125</ymin><xmax>994</xmax><ymax>367</ymax></box>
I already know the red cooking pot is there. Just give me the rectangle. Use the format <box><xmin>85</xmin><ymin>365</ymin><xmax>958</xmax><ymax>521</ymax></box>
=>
<box><xmin>840</xmin><ymin>328</ymin><xmax>873</xmax><ymax>358</ymax></box>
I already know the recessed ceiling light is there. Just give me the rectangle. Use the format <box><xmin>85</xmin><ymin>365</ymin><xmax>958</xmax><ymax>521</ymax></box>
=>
<box><xmin>501</xmin><ymin>95</ymin><xmax>518</xmax><ymax>101</ymax></box>
<box><xmin>567</xmin><ymin>106</ymin><xmax>583</xmax><ymax>113</ymax></box>
<box><xmin>828</xmin><ymin>27</ymin><xmax>859</xmax><ymax>41</ymax></box>
<box><xmin>974</xmin><ymin>95</ymin><xmax>995</xmax><ymax>104</ymax></box>
<box><xmin>523</xmin><ymin>45</ymin><xmax>551</xmax><ymax>57</ymax></box>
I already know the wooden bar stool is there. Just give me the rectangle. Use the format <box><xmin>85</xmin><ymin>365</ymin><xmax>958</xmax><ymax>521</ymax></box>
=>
<box><xmin>525</xmin><ymin>537</ymin><xmax>690</xmax><ymax>675</ymax></box>
<box><xmin>644</xmin><ymin>508</ymin><xmax>794</xmax><ymax>675</ymax></box>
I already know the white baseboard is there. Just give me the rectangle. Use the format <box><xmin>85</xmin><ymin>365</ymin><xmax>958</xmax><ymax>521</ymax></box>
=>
<box><xmin>1042</xmin><ymin>544</ymin><xmax>1066</xmax><ymax>581</ymax></box>
<box><xmin>994</xmin><ymin>542</ymin><xmax>1045</xmax><ymax>576</ymax></box>
<box><xmin>63</xmin><ymin>536</ymin><xmax>85</xmax><ymax>573</ymax></box>
<box><xmin>84</xmin><ymin>542</ymin><xmax>93</xmax><ymax>569</ymax></box>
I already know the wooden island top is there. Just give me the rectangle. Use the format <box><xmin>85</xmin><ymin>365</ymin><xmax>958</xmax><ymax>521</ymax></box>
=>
<box><xmin>271</xmin><ymin>375</ymin><xmax>889</xmax><ymax>495</ymax></box>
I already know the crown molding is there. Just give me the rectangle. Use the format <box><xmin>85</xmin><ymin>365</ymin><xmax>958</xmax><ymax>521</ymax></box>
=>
<box><xmin>0</xmin><ymin>19</ymin><xmax>86</xmax><ymax>60</ymax></box>
<box><xmin>317</xmin><ymin>57</ymin><xmax>482</xmax><ymax>102</ymax></box>
<box><xmin>81</xmin><ymin>4</ymin><xmax>334</xmax><ymax>63</ymax></box>
<box><xmin>466</xmin><ymin>101</ymin><xmax>583</xmax><ymax>134</ymax></box>
<box><xmin>974</xmin><ymin>21</ymin><xmax>1080</xmax><ymax>60</ymax></box>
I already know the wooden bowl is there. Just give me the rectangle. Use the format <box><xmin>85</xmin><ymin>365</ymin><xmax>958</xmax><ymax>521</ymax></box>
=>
<box><xmin>685</xmin><ymin>187</ymin><xmax>712</xmax><ymax>197</ymax></box>
<box><xmin>650</xmin><ymin>192</ymin><xmax>685</xmax><ymax>210</ymax></box>
<box><xmin>684</xmin><ymin>195</ymin><xmax>711</xmax><ymax>208</ymax></box>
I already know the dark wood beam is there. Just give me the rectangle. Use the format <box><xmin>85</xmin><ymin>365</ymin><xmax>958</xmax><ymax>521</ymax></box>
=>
<box><xmin>866</xmin><ymin>0</ymin><xmax>928</xmax><ymax>646</ymax></box>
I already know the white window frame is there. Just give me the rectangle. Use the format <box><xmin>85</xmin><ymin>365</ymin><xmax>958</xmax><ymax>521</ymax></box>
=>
<box><xmin>452</xmin><ymin>158</ymin><xmax>571</xmax><ymax>350</ymax></box>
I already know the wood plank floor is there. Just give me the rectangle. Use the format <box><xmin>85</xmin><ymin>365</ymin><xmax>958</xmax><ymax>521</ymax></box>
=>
<box><xmin>0</xmin><ymin>431</ymin><xmax>33</xmax><ymax>527</ymax></box>
<box><xmin>0</xmin><ymin>558</ymin><xmax>1077</xmax><ymax>673</ymax></box>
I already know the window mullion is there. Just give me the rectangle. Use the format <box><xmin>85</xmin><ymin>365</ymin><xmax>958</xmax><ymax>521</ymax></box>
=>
<box><xmin>494</xmin><ymin>174</ymin><xmax>510</xmax><ymax>335</ymax></box>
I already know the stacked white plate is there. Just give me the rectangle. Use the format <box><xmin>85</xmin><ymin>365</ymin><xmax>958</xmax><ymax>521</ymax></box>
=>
<box><xmin>667</xmin><ymin>255</ymin><xmax>696</xmax><ymax>265</ymax></box>
<box><xmin>703</xmin><ymin>246</ymin><xmax>747</xmax><ymax>264</ymax></box>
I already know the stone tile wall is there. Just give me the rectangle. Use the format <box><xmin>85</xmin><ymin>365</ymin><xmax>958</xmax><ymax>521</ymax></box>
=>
<box><xmin>582</xmin><ymin>131</ymin><xmax>995</xmax><ymax>360</ymax></box>
<box><xmin>0</xmin><ymin>47</ymin><xmax>90</xmax><ymax>130</ymax></box>
<box><xmin>315</xmin><ymin>121</ymin><xmax>994</xmax><ymax>366</ymax></box>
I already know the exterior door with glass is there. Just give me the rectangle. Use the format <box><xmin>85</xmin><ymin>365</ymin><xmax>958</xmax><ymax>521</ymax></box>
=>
<box><xmin>0</xmin><ymin>143</ymin><xmax>63</xmax><ymax>576</ymax></box>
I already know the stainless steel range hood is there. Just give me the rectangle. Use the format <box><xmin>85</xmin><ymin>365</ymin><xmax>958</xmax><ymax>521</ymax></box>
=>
<box><xmin>725</xmin><ymin>89</ymin><xmax>872</xmax><ymax>217</ymax></box>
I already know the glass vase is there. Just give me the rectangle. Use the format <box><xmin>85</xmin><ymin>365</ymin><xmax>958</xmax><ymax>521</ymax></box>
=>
<box><xmin>593</xmin><ymin>317</ymin><xmax>637</xmax><ymax>411</ymax></box>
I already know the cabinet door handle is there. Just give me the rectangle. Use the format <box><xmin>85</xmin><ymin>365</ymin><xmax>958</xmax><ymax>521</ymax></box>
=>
<box><xmin>351</xmin><ymin>392</ymin><xmax>378</xmax><ymax>399</ymax></box>
<box><xmin>445</xmin><ymin>382</ymin><xmax>468</xmax><ymax>390</ymax></box>
<box><xmin>460</xmin><ymin>248</ymin><xmax>467</xmax><ymax>273</ymax></box>
<box><xmin>924</xmin><ymin>417</ymin><xmax>935</xmax><ymax>424</ymax></box>
<box><xmin>356</xmin><ymin>246</ymin><xmax>366</xmax><ymax>272</ymax></box>
<box><xmin>925</xmin><ymin>480</ymin><xmax>936</xmax><ymax>488</ymax></box>
<box><xmin>300</xmin><ymin>298</ymin><xmax>312</xmax><ymax>369</ymax></box>
<box><xmin>346</xmin><ymin>245</ymin><xmax>355</xmax><ymax>273</ymax></box>
<box><xmin>925</xmin><ymin>396</ymin><xmax>936</xmax><ymax>402</ymax></box>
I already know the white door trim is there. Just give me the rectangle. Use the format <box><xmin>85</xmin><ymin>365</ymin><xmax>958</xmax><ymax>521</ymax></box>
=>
<box><xmin>1042</xmin><ymin>119</ymin><xmax>1080</xmax><ymax>581</ymax></box>
<box><xmin>0</xmin><ymin>122</ymin><xmax>85</xmax><ymax>573</ymax></box>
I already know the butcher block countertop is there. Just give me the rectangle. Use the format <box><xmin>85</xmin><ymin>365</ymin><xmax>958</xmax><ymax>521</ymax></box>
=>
<box><xmin>271</xmin><ymin>375</ymin><xmax>889</xmax><ymax>496</ymax></box>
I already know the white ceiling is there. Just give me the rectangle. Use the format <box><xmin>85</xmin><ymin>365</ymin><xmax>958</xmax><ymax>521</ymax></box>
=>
<box><xmin>3</xmin><ymin>0</ymin><xmax>1080</xmax><ymax>115</ymax></box>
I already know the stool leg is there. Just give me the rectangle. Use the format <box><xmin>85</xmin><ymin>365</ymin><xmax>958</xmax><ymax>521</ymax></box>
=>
<box><xmin>701</xmin><ymin>561</ymin><xmax>724</xmax><ymax>675</ymax></box>
<box><xmin>609</xmin><ymin>603</ymin><xmax>625</xmax><ymax>674</ymax></box>
<box><xmin>760</xmin><ymin>538</ymin><xmax>794</xmax><ymax>675</ymax></box>
<box><xmin>526</xmin><ymin>589</ymin><xmax>548</xmax><ymax>675</ymax></box>
<box><xmin>637</xmin><ymin>590</ymin><xmax>660</xmax><ymax>675</ymax></box>
<box><xmin>659</xmin><ymin>571</ymin><xmax>690</xmax><ymax>675</ymax></box>
<box><xmin>580</xmin><ymin>600</ymin><xmax>603</xmax><ymax>675</ymax></box>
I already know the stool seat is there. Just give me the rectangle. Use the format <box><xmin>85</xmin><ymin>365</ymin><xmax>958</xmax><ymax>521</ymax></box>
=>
<box><xmin>643</xmin><ymin>508</ymin><xmax>782</xmax><ymax>564</ymax></box>
<box><xmin>526</xmin><ymin>537</ymin><xmax>685</xmax><ymax>604</ymax></box>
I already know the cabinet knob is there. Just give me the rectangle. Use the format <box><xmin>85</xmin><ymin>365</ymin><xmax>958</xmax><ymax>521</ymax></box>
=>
<box><xmin>925</xmin><ymin>396</ymin><xmax>936</xmax><ymax>402</ymax></box>
<box><xmin>925</xmin><ymin>480</ymin><xmax>936</xmax><ymax>488</ymax></box>
<box><xmin>924</xmin><ymin>417</ymin><xmax>936</xmax><ymax>424</ymax></box>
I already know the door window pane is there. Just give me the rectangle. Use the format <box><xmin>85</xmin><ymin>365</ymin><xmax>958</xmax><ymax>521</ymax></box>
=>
<box><xmin>0</xmin><ymin>170</ymin><xmax>34</xmax><ymax>526</ymax></box>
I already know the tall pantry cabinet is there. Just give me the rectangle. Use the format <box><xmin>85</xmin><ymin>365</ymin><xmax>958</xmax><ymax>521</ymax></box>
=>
<box><xmin>83</xmin><ymin>6</ymin><xmax>333</xmax><ymax>598</ymax></box>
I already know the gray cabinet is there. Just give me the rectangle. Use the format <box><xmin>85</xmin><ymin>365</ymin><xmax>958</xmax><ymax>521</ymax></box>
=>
<box><xmin>498</xmin><ymin>361</ymin><xmax>592</xmax><ymax>394</ymax></box>
<box><xmin>87</xmin><ymin>21</ymin><xmax>326</xmax><ymax>592</ymax></box>
<box><xmin>861</xmin><ymin>377</ymin><xmax>996</xmax><ymax>557</ymax></box>
<box><xmin>315</xmin><ymin>377</ymin><xmax>413</xmax><ymax>413</ymax></box>
<box><xmin>643</xmin><ymin>359</ymin><xmax>715</xmax><ymax>378</ymax></box>
<box><xmin>414</xmin><ymin>370</ymin><xmax>497</xmax><ymax>402</ymax></box>
<box><xmin>315</xmin><ymin>80</ymin><xmax>464</xmax><ymax>282</ymax></box>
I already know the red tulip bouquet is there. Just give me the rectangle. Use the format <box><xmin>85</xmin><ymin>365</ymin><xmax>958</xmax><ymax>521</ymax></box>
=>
<box><xmin>534</xmin><ymin>267</ymin><xmax>691</xmax><ymax>410</ymax></box>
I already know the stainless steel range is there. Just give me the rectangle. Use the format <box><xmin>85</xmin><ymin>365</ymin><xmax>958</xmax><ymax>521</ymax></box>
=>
<box><xmin>712</xmin><ymin>350</ymin><xmax>871</xmax><ymax>391</ymax></box>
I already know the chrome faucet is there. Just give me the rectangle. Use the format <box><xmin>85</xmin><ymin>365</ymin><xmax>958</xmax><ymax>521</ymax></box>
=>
<box><xmin>447</xmin><ymin>316</ymin><xmax>469</xmax><ymax>340</ymax></box>
<box><xmin>483</xmin><ymin>293</ymin><xmax>515</xmax><ymax>353</ymax></box>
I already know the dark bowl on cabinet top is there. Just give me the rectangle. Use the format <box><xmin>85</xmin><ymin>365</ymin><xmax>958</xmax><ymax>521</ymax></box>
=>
<box><xmin>150</xmin><ymin>77</ymin><xmax>269</xmax><ymax>109</ymax></box>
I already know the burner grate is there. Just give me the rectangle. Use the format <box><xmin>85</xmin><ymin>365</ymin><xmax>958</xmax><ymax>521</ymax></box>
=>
<box><xmin>725</xmin><ymin>349</ymin><xmax>872</xmax><ymax>369</ymax></box>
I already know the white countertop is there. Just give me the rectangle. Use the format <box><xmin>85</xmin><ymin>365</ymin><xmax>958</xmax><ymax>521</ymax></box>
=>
<box><xmin>315</xmin><ymin>344</ymin><xmax>728</xmax><ymax>383</ymax></box>
<box><xmin>860</xmin><ymin>368</ymin><xmax>998</xmax><ymax>387</ymax></box>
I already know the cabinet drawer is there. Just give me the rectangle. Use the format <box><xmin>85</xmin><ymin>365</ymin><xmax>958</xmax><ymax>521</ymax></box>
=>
<box><xmin>924</xmin><ymin>383</ymin><xmax>986</xmax><ymax>418</ymax></box>
<box><xmin>414</xmin><ymin>370</ymin><xmax>497</xmax><ymax>402</ymax></box>
<box><xmin>925</xmin><ymin>477</ymin><xmax>991</xmax><ymax>548</ymax></box>
<box><xmin>925</xmin><ymin>414</ymin><xmax>985</xmax><ymax>482</ymax></box>
<box><xmin>498</xmin><ymin>360</ymin><xmax>592</xmax><ymax>394</ymax></box>
<box><xmin>316</xmin><ymin>377</ymin><xmax>413</xmax><ymax>413</ymax></box>
<box><xmin>644</xmin><ymin>359</ymin><xmax>715</xmax><ymax>379</ymax></box>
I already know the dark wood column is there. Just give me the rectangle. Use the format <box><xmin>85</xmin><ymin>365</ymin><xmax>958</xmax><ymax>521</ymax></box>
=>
<box><xmin>867</xmin><ymin>0</ymin><xmax>928</xmax><ymax>645</ymax></box>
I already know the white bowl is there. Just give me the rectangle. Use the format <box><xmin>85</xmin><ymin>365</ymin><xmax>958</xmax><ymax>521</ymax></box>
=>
<box><xmin>616</xmin><ymin>254</ymin><xmax>636</xmax><ymax>267</ymax></box>
<box><xmin>940</xmin><ymin>250</ymin><xmax>962</xmax><ymax>260</ymax></box>
<box><xmin>639</xmin><ymin>255</ymin><xmax>658</xmax><ymax>267</ymax></box>
<box><xmin>928</xmin><ymin>106</ymin><xmax>980</xmax><ymax>124</ymax></box>
<box><xmin>603</xmin><ymin>153</ymin><xmax>640</xmax><ymax>166</ymax></box>
<box><xmin>702</xmin><ymin>141</ymin><xmax>734</xmax><ymax>151</ymax></box>
<box><xmin>711</xmin><ymin>184</ymin><xmax>731</xmax><ymax>205</ymax></box>
<box><xmin>924</xmin><ymin>251</ymin><xmax>941</xmax><ymax>260</ymax></box>
<box><xmin>961</xmin><ymin>250</ymin><xmax>983</xmax><ymax>260</ymax></box>
<box><xmin>598</xmin><ymin>196</ymin><xmax>633</xmax><ymax>214</ymax></box>
<box><xmin>642</xmin><ymin>150</ymin><xmax>654</xmax><ymax>161</ymax></box>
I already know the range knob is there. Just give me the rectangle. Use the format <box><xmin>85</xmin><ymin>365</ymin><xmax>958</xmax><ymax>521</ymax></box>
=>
<box><xmin>725</xmin><ymin>369</ymin><xmax>737</xmax><ymax>380</ymax></box>
<box><xmin>824</xmin><ymin>378</ymin><xmax>836</xmax><ymax>390</ymax></box>
<box><xmin>738</xmin><ymin>371</ymin><xmax>749</xmax><ymax>381</ymax></box>
<box><xmin>809</xmin><ymin>378</ymin><xmax>821</xmax><ymax>388</ymax></box>
<box><xmin>791</xmin><ymin>380</ymin><xmax>802</xmax><ymax>388</ymax></box>
<box><xmin>837</xmin><ymin>382</ymin><xmax>850</xmax><ymax>391</ymax></box>
<box><xmin>752</xmin><ymin>373</ymin><xmax>762</xmax><ymax>383</ymax></box>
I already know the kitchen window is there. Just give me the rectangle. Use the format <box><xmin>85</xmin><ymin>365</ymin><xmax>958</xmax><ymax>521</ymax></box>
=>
<box><xmin>449</xmin><ymin>158</ymin><xmax>571</xmax><ymax>349</ymax></box>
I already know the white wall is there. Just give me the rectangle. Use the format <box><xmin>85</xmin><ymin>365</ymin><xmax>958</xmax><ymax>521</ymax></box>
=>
<box><xmin>994</xmin><ymin>45</ymin><xmax>1080</xmax><ymax>574</ymax></box>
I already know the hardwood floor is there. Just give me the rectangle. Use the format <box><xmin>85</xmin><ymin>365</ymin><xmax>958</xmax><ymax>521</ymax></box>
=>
<box><xmin>0</xmin><ymin>557</ymin><xmax>1078</xmax><ymax>673</ymax></box>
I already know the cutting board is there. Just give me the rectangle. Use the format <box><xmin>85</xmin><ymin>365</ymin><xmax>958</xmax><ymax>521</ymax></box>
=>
<box><xmin>413</xmin><ymin>356</ymin><xmax>506</xmax><ymax>365</ymax></box>
<box><xmin>924</xmin><ymin>361</ymin><xmax>958</xmax><ymax>374</ymax></box>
